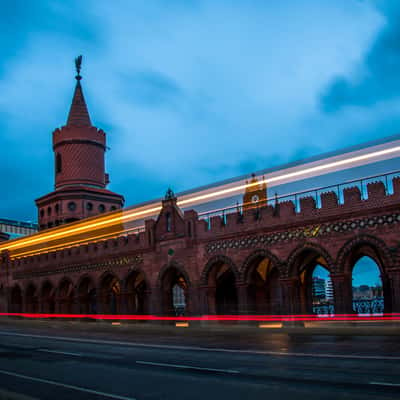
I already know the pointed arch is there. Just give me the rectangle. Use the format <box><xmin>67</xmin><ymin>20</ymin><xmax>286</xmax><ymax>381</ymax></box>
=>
<box><xmin>124</xmin><ymin>268</ymin><xmax>148</xmax><ymax>315</ymax></box>
<box><xmin>336</xmin><ymin>234</ymin><xmax>393</xmax><ymax>275</ymax></box>
<box><xmin>240</xmin><ymin>249</ymin><xmax>282</xmax><ymax>283</ymax></box>
<box><xmin>157</xmin><ymin>261</ymin><xmax>191</xmax><ymax>288</ymax></box>
<box><xmin>286</xmin><ymin>242</ymin><xmax>335</xmax><ymax>278</ymax></box>
<box><xmin>200</xmin><ymin>255</ymin><xmax>239</xmax><ymax>286</ymax></box>
<box><xmin>123</xmin><ymin>268</ymin><xmax>148</xmax><ymax>290</ymax></box>
<box><xmin>99</xmin><ymin>271</ymin><xmax>122</xmax><ymax>314</ymax></box>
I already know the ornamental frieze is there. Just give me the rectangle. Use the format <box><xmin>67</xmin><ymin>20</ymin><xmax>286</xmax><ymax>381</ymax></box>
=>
<box><xmin>206</xmin><ymin>212</ymin><xmax>400</xmax><ymax>253</ymax></box>
<box><xmin>13</xmin><ymin>254</ymin><xmax>143</xmax><ymax>280</ymax></box>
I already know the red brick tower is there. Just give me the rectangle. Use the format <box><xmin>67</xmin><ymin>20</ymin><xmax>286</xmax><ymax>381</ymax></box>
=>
<box><xmin>35</xmin><ymin>56</ymin><xmax>124</xmax><ymax>230</ymax></box>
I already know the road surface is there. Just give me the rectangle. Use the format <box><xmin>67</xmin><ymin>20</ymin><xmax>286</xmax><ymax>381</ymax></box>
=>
<box><xmin>0</xmin><ymin>320</ymin><xmax>398</xmax><ymax>399</ymax></box>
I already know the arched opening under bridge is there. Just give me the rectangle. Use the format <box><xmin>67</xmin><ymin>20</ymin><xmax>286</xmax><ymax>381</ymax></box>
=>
<box><xmin>160</xmin><ymin>267</ymin><xmax>188</xmax><ymax>316</ymax></box>
<box><xmin>125</xmin><ymin>271</ymin><xmax>147</xmax><ymax>314</ymax></box>
<box><xmin>245</xmin><ymin>255</ymin><xmax>281</xmax><ymax>314</ymax></box>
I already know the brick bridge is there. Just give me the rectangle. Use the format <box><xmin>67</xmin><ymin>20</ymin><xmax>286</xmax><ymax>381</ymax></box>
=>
<box><xmin>1</xmin><ymin>176</ymin><xmax>400</xmax><ymax>316</ymax></box>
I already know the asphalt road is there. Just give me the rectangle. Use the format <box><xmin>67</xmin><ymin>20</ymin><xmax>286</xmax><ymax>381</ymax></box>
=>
<box><xmin>0</xmin><ymin>321</ymin><xmax>399</xmax><ymax>400</ymax></box>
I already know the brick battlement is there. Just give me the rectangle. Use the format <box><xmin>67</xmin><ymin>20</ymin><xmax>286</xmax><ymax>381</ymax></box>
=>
<box><xmin>7</xmin><ymin>174</ymin><xmax>399</xmax><ymax>270</ymax></box>
<box><xmin>53</xmin><ymin>126</ymin><xmax>106</xmax><ymax>147</ymax></box>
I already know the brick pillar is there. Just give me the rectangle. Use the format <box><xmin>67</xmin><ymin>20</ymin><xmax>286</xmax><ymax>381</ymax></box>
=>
<box><xmin>279</xmin><ymin>278</ymin><xmax>300</xmax><ymax>315</ymax></box>
<box><xmin>119</xmin><ymin>289</ymin><xmax>129</xmax><ymax>315</ymax></box>
<box><xmin>387</xmin><ymin>268</ymin><xmax>400</xmax><ymax>313</ymax></box>
<box><xmin>187</xmin><ymin>286</ymin><xmax>200</xmax><ymax>316</ymax></box>
<box><xmin>205</xmin><ymin>286</ymin><xmax>216</xmax><ymax>314</ymax></box>
<box><xmin>198</xmin><ymin>286</ymin><xmax>209</xmax><ymax>315</ymax></box>
<box><xmin>237</xmin><ymin>283</ymin><xmax>249</xmax><ymax>314</ymax></box>
<box><xmin>148</xmin><ymin>285</ymin><xmax>161</xmax><ymax>315</ymax></box>
<box><xmin>330</xmin><ymin>273</ymin><xmax>352</xmax><ymax>314</ymax></box>
<box><xmin>95</xmin><ymin>285</ymin><xmax>103</xmax><ymax>315</ymax></box>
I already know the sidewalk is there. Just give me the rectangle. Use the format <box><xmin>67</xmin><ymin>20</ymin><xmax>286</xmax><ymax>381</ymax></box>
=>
<box><xmin>1</xmin><ymin>317</ymin><xmax>400</xmax><ymax>337</ymax></box>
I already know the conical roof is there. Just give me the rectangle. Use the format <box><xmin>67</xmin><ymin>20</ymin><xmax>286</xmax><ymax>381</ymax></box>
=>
<box><xmin>66</xmin><ymin>77</ymin><xmax>92</xmax><ymax>127</ymax></box>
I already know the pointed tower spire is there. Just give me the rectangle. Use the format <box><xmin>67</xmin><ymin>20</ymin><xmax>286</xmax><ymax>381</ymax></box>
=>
<box><xmin>66</xmin><ymin>55</ymin><xmax>92</xmax><ymax>127</ymax></box>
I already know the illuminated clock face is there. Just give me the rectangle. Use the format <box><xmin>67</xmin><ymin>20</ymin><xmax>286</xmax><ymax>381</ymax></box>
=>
<box><xmin>251</xmin><ymin>194</ymin><xmax>259</xmax><ymax>203</ymax></box>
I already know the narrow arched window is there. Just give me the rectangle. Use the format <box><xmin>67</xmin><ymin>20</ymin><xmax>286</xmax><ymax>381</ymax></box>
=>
<box><xmin>166</xmin><ymin>212</ymin><xmax>171</xmax><ymax>232</ymax></box>
<box><xmin>56</xmin><ymin>153</ymin><xmax>62</xmax><ymax>174</ymax></box>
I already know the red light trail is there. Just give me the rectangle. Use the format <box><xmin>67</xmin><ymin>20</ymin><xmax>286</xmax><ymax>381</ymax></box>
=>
<box><xmin>1</xmin><ymin>313</ymin><xmax>399</xmax><ymax>321</ymax></box>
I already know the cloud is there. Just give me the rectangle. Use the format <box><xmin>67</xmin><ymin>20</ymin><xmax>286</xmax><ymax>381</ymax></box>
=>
<box><xmin>321</xmin><ymin>2</ymin><xmax>400</xmax><ymax>112</ymax></box>
<box><xmin>120</xmin><ymin>70</ymin><xmax>183</xmax><ymax>109</ymax></box>
<box><xmin>1</xmin><ymin>0</ymin><xmax>397</xmax><ymax>221</ymax></box>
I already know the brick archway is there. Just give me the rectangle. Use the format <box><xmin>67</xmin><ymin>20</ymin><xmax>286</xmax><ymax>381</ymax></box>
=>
<box><xmin>99</xmin><ymin>271</ymin><xmax>122</xmax><ymax>314</ymax></box>
<box><xmin>123</xmin><ymin>268</ymin><xmax>148</xmax><ymax>315</ymax></box>
<box><xmin>286</xmin><ymin>242</ymin><xmax>335</xmax><ymax>278</ymax></box>
<box><xmin>77</xmin><ymin>274</ymin><xmax>97</xmax><ymax>314</ymax></box>
<box><xmin>285</xmin><ymin>242</ymin><xmax>335</xmax><ymax>315</ymax></box>
<box><xmin>158</xmin><ymin>261</ymin><xmax>191</xmax><ymax>316</ymax></box>
<box><xmin>57</xmin><ymin>277</ymin><xmax>75</xmax><ymax>314</ymax></box>
<box><xmin>240</xmin><ymin>249</ymin><xmax>282</xmax><ymax>283</ymax></box>
<box><xmin>336</xmin><ymin>234</ymin><xmax>393</xmax><ymax>275</ymax></box>
<box><xmin>201</xmin><ymin>255</ymin><xmax>240</xmax><ymax>286</ymax></box>
<box><xmin>337</xmin><ymin>234</ymin><xmax>394</xmax><ymax>313</ymax></box>
<box><xmin>201</xmin><ymin>255</ymin><xmax>240</xmax><ymax>315</ymax></box>
<box><xmin>240</xmin><ymin>249</ymin><xmax>283</xmax><ymax>314</ymax></box>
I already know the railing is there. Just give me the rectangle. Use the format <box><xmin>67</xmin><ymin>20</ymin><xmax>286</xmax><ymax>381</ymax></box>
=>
<box><xmin>198</xmin><ymin>169</ymin><xmax>400</xmax><ymax>226</ymax></box>
<box><xmin>313</xmin><ymin>304</ymin><xmax>335</xmax><ymax>315</ymax></box>
<box><xmin>353</xmin><ymin>298</ymin><xmax>384</xmax><ymax>314</ymax></box>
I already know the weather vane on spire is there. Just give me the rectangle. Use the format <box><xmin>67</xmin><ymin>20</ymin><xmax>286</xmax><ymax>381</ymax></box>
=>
<box><xmin>75</xmin><ymin>55</ymin><xmax>83</xmax><ymax>80</ymax></box>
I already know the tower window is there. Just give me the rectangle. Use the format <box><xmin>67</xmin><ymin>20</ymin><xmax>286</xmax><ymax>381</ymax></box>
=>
<box><xmin>98</xmin><ymin>204</ymin><xmax>105</xmax><ymax>213</ymax></box>
<box><xmin>166</xmin><ymin>212</ymin><xmax>171</xmax><ymax>232</ymax></box>
<box><xmin>86</xmin><ymin>202</ymin><xmax>93</xmax><ymax>211</ymax></box>
<box><xmin>68</xmin><ymin>201</ymin><xmax>76</xmax><ymax>211</ymax></box>
<box><xmin>47</xmin><ymin>207</ymin><xmax>52</xmax><ymax>216</ymax></box>
<box><xmin>56</xmin><ymin>153</ymin><xmax>62</xmax><ymax>174</ymax></box>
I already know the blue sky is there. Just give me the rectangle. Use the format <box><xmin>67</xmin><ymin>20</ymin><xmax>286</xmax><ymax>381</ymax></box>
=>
<box><xmin>314</xmin><ymin>259</ymin><xmax>381</xmax><ymax>287</ymax></box>
<box><xmin>1</xmin><ymin>0</ymin><xmax>400</xmax><ymax>221</ymax></box>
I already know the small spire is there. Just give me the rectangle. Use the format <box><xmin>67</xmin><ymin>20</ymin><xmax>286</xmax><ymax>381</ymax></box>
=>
<box><xmin>165</xmin><ymin>187</ymin><xmax>175</xmax><ymax>200</ymax></box>
<box><xmin>66</xmin><ymin>55</ymin><xmax>92</xmax><ymax>127</ymax></box>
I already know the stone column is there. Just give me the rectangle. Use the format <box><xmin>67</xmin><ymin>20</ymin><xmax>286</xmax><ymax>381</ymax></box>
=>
<box><xmin>330</xmin><ymin>273</ymin><xmax>352</xmax><ymax>314</ymax></box>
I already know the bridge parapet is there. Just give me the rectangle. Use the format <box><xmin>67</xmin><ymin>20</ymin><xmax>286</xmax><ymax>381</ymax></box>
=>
<box><xmin>196</xmin><ymin>175</ymin><xmax>400</xmax><ymax>239</ymax></box>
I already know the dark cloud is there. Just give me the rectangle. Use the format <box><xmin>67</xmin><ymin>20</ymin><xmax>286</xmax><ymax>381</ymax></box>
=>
<box><xmin>321</xmin><ymin>3</ymin><xmax>400</xmax><ymax>112</ymax></box>
<box><xmin>120</xmin><ymin>70</ymin><xmax>183</xmax><ymax>109</ymax></box>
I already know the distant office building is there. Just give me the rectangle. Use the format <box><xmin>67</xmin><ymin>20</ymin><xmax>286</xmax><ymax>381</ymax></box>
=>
<box><xmin>325</xmin><ymin>279</ymin><xmax>334</xmax><ymax>301</ymax></box>
<box><xmin>0</xmin><ymin>219</ymin><xmax>38</xmax><ymax>239</ymax></box>
<box><xmin>312</xmin><ymin>277</ymin><xmax>326</xmax><ymax>300</ymax></box>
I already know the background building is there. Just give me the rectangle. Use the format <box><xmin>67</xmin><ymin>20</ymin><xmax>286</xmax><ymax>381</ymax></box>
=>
<box><xmin>0</xmin><ymin>219</ymin><xmax>37</xmax><ymax>239</ymax></box>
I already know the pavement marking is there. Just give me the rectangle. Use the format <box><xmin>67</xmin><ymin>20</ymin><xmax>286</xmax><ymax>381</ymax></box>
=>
<box><xmin>136</xmin><ymin>360</ymin><xmax>240</xmax><ymax>374</ymax></box>
<box><xmin>1</xmin><ymin>330</ymin><xmax>400</xmax><ymax>361</ymax></box>
<box><xmin>37</xmin><ymin>349</ymin><xmax>83</xmax><ymax>357</ymax></box>
<box><xmin>370</xmin><ymin>381</ymin><xmax>400</xmax><ymax>387</ymax></box>
<box><xmin>0</xmin><ymin>368</ymin><xmax>136</xmax><ymax>400</ymax></box>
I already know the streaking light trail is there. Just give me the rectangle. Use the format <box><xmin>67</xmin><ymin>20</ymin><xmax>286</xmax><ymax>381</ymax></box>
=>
<box><xmin>0</xmin><ymin>313</ymin><xmax>399</xmax><ymax>322</ymax></box>
<box><xmin>1</xmin><ymin>139</ymin><xmax>400</xmax><ymax>259</ymax></box>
